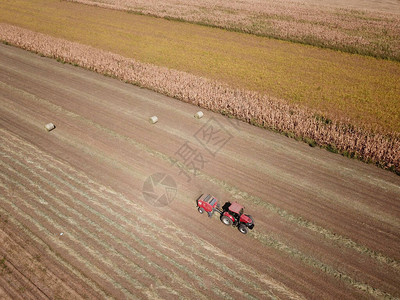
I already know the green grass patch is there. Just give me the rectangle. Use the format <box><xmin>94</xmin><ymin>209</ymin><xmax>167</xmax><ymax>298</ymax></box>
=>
<box><xmin>0</xmin><ymin>256</ymin><xmax>11</xmax><ymax>275</ymax></box>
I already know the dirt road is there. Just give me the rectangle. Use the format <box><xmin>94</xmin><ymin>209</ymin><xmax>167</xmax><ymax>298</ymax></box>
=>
<box><xmin>1</xmin><ymin>44</ymin><xmax>399</xmax><ymax>299</ymax></box>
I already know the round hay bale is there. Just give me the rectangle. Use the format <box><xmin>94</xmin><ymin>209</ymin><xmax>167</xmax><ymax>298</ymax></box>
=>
<box><xmin>149</xmin><ymin>116</ymin><xmax>158</xmax><ymax>124</ymax></box>
<box><xmin>45</xmin><ymin>123</ymin><xmax>55</xmax><ymax>131</ymax></box>
<box><xmin>194</xmin><ymin>111</ymin><xmax>204</xmax><ymax>119</ymax></box>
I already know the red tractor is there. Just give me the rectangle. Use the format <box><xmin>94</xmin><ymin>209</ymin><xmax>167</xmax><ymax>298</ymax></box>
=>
<box><xmin>196</xmin><ymin>194</ymin><xmax>255</xmax><ymax>234</ymax></box>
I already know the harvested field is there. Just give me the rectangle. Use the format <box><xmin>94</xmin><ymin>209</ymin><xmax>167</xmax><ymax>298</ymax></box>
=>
<box><xmin>1</xmin><ymin>43</ymin><xmax>400</xmax><ymax>299</ymax></box>
<box><xmin>1</xmin><ymin>0</ymin><xmax>400</xmax><ymax>136</ymax></box>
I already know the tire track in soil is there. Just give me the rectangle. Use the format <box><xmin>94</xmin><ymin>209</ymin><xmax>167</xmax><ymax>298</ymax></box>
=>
<box><xmin>0</xmin><ymin>275</ymin><xmax>33</xmax><ymax>300</ymax></box>
<box><xmin>0</xmin><ymin>258</ymin><xmax>45</xmax><ymax>300</ymax></box>
<box><xmin>0</xmin><ymin>247</ymin><xmax>49</xmax><ymax>300</ymax></box>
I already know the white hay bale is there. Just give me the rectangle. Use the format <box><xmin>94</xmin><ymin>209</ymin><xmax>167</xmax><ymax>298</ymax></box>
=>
<box><xmin>149</xmin><ymin>116</ymin><xmax>158</xmax><ymax>124</ymax></box>
<box><xmin>194</xmin><ymin>111</ymin><xmax>204</xmax><ymax>119</ymax></box>
<box><xmin>45</xmin><ymin>123</ymin><xmax>55</xmax><ymax>131</ymax></box>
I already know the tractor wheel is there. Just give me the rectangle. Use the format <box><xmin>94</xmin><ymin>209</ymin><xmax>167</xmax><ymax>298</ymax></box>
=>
<box><xmin>238</xmin><ymin>224</ymin><xmax>248</xmax><ymax>234</ymax></box>
<box><xmin>221</xmin><ymin>216</ymin><xmax>233</xmax><ymax>226</ymax></box>
<box><xmin>198</xmin><ymin>207</ymin><xmax>205</xmax><ymax>214</ymax></box>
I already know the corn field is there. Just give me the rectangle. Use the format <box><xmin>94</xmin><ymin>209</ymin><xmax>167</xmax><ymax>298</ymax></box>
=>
<box><xmin>1</xmin><ymin>23</ymin><xmax>399</xmax><ymax>173</ymax></box>
<box><xmin>66</xmin><ymin>0</ymin><xmax>400</xmax><ymax>61</ymax></box>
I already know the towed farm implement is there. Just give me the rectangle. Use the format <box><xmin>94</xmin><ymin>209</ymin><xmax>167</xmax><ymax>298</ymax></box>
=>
<box><xmin>197</xmin><ymin>194</ymin><xmax>255</xmax><ymax>234</ymax></box>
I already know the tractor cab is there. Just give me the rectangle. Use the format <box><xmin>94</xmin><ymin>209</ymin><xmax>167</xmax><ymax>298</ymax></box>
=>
<box><xmin>221</xmin><ymin>202</ymin><xmax>255</xmax><ymax>234</ymax></box>
<box><xmin>223</xmin><ymin>202</ymin><xmax>243</xmax><ymax>225</ymax></box>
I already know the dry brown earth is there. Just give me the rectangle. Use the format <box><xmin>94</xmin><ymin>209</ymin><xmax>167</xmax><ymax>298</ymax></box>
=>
<box><xmin>1</xmin><ymin>44</ymin><xmax>400</xmax><ymax>299</ymax></box>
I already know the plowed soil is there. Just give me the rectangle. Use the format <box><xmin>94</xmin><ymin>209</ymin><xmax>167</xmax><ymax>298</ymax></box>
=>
<box><xmin>1</xmin><ymin>44</ymin><xmax>399</xmax><ymax>299</ymax></box>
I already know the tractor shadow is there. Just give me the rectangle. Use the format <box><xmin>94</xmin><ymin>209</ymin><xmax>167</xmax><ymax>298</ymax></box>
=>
<box><xmin>221</xmin><ymin>202</ymin><xmax>231</xmax><ymax>213</ymax></box>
